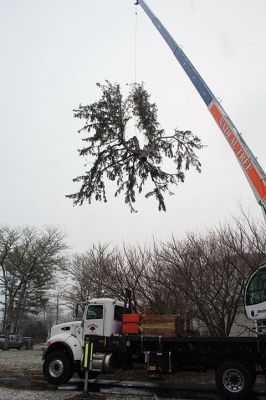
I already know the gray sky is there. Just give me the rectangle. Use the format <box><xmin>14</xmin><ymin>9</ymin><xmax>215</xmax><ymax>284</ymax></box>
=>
<box><xmin>0</xmin><ymin>0</ymin><xmax>265</xmax><ymax>253</ymax></box>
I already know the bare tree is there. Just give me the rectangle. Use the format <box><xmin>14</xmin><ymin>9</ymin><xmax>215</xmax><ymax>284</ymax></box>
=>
<box><xmin>157</xmin><ymin>216</ymin><xmax>265</xmax><ymax>336</ymax></box>
<box><xmin>0</xmin><ymin>226</ymin><xmax>66</xmax><ymax>334</ymax></box>
<box><xmin>64</xmin><ymin>243</ymin><xmax>149</xmax><ymax>312</ymax></box>
<box><xmin>64</xmin><ymin>244</ymin><xmax>117</xmax><ymax>308</ymax></box>
<box><xmin>64</xmin><ymin>241</ymin><xmax>194</xmax><ymax>317</ymax></box>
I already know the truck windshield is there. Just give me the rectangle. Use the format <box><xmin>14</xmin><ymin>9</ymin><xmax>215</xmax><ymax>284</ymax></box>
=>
<box><xmin>86</xmin><ymin>305</ymin><xmax>103</xmax><ymax>320</ymax></box>
<box><xmin>246</xmin><ymin>267</ymin><xmax>266</xmax><ymax>306</ymax></box>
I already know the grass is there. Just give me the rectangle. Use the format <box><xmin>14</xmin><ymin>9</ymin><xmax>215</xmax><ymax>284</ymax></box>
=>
<box><xmin>0</xmin><ymin>348</ymin><xmax>43</xmax><ymax>376</ymax></box>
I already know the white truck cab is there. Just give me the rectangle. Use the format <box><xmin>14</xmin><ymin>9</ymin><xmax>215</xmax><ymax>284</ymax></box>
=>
<box><xmin>84</xmin><ymin>298</ymin><xmax>124</xmax><ymax>337</ymax></box>
<box><xmin>43</xmin><ymin>298</ymin><xmax>125</xmax><ymax>385</ymax></box>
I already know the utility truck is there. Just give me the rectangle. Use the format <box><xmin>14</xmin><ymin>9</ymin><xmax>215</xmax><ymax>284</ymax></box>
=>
<box><xmin>43</xmin><ymin>298</ymin><xmax>125</xmax><ymax>382</ymax></box>
<box><xmin>43</xmin><ymin>2</ymin><xmax>266</xmax><ymax>399</ymax></box>
<box><xmin>43</xmin><ymin>285</ymin><xmax>266</xmax><ymax>399</ymax></box>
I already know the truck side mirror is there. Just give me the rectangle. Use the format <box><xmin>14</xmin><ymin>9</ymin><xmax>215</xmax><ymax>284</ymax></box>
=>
<box><xmin>124</xmin><ymin>288</ymin><xmax>132</xmax><ymax>314</ymax></box>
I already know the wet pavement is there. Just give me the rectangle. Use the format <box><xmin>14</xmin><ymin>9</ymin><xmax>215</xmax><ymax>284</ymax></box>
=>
<box><xmin>1</xmin><ymin>376</ymin><xmax>266</xmax><ymax>400</ymax></box>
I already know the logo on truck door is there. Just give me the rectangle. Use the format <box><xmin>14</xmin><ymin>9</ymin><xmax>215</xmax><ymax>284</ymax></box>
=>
<box><xmin>87</xmin><ymin>323</ymin><xmax>98</xmax><ymax>332</ymax></box>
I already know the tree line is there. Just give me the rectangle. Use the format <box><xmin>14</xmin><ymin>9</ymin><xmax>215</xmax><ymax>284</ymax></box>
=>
<box><xmin>0</xmin><ymin>214</ymin><xmax>265</xmax><ymax>338</ymax></box>
<box><xmin>65</xmin><ymin>214</ymin><xmax>265</xmax><ymax>337</ymax></box>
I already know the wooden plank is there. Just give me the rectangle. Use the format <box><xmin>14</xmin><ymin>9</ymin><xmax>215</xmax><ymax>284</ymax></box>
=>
<box><xmin>142</xmin><ymin>315</ymin><xmax>179</xmax><ymax>323</ymax></box>
<box><xmin>141</xmin><ymin>327</ymin><xmax>177</xmax><ymax>336</ymax></box>
<box><xmin>141</xmin><ymin>323</ymin><xmax>177</xmax><ymax>329</ymax></box>
<box><xmin>140</xmin><ymin>314</ymin><xmax>184</xmax><ymax>336</ymax></box>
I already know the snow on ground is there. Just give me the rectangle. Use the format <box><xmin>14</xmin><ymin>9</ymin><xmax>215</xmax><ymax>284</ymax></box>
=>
<box><xmin>0</xmin><ymin>387</ymin><xmax>80</xmax><ymax>400</ymax></box>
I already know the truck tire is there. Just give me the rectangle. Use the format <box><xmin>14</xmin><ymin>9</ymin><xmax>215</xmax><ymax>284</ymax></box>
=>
<box><xmin>43</xmin><ymin>351</ymin><xmax>74</xmax><ymax>385</ymax></box>
<box><xmin>215</xmin><ymin>361</ymin><xmax>254</xmax><ymax>399</ymax></box>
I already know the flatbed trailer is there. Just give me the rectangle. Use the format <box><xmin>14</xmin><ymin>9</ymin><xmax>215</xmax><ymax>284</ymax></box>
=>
<box><xmin>83</xmin><ymin>334</ymin><xmax>266</xmax><ymax>399</ymax></box>
<box><xmin>88</xmin><ymin>334</ymin><xmax>266</xmax><ymax>372</ymax></box>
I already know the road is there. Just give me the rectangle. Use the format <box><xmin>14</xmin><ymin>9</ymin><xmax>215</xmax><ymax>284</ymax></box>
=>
<box><xmin>1</xmin><ymin>377</ymin><xmax>266</xmax><ymax>400</ymax></box>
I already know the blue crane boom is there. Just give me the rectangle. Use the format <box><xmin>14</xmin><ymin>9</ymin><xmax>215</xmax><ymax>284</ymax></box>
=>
<box><xmin>135</xmin><ymin>0</ymin><xmax>266</xmax><ymax>220</ymax></box>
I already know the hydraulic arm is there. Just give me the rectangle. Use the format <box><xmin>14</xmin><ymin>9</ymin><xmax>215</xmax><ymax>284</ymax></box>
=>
<box><xmin>135</xmin><ymin>0</ymin><xmax>266</xmax><ymax>220</ymax></box>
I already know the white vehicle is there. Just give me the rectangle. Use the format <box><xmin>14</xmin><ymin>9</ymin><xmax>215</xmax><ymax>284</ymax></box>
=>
<box><xmin>245</xmin><ymin>264</ymin><xmax>266</xmax><ymax>321</ymax></box>
<box><xmin>43</xmin><ymin>298</ymin><xmax>125</xmax><ymax>384</ymax></box>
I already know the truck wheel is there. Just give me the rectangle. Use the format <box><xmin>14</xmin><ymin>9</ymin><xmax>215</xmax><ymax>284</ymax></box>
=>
<box><xmin>43</xmin><ymin>351</ymin><xmax>73</xmax><ymax>385</ymax></box>
<box><xmin>215</xmin><ymin>361</ymin><xmax>254</xmax><ymax>399</ymax></box>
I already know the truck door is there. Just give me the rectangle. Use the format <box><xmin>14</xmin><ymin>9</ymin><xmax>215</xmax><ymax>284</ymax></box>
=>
<box><xmin>83</xmin><ymin>304</ymin><xmax>104</xmax><ymax>336</ymax></box>
<box><xmin>245</xmin><ymin>265</ymin><xmax>266</xmax><ymax>320</ymax></box>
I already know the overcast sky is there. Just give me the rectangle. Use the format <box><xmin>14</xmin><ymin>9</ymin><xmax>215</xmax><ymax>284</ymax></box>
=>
<box><xmin>0</xmin><ymin>0</ymin><xmax>265</xmax><ymax>253</ymax></box>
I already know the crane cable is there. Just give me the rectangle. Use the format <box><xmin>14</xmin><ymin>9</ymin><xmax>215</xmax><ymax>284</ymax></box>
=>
<box><xmin>134</xmin><ymin>3</ymin><xmax>138</xmax><ymax>83</ymax></box>
<box><xmin>133</xmin><ymin>3</ymin><xmax>139</xmax><ymax>137</ymax></box>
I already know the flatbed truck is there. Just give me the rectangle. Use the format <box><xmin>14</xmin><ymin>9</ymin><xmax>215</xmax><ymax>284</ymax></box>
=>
<box><xmin>43</xmin><ymin>296</ymin><xmax>266</xmax><ymax>399</ymax></box>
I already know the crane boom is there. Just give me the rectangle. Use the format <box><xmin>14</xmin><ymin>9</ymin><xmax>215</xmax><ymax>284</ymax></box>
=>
<box><xmin>136</xmin><ymin>0</ymin><xmax>266</xmax><ymax>220</ymax></box>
